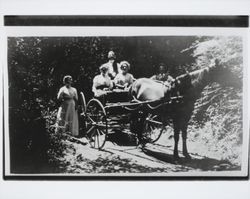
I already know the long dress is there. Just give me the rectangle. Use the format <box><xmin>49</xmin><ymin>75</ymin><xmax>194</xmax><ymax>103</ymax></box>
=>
<box><xmin>56</xmin><ymin>86</ymin><xmax>79</xmax><ymax>136</ymax></box>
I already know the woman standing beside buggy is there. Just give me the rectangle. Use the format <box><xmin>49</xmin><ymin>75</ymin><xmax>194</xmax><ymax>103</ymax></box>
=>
<box><xmin>56</xmin><ymin>75</ymin><xmax>79</xmax><ymax>136</ymax></box>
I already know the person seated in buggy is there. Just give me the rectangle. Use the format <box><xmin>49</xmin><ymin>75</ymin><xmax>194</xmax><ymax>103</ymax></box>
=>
<box><xmin>150</xmin><ymin>64</ymin><xmax>174</xmax><ymax>82</ymax></box>
<box><xmin>150</xmin><ymin>64</ymin><xmax>174</xmax><ymax>88</ymax></box>
<box><xmin>92</xmin><ymin>64</ymin><xmax>113</xmax><ymax>98</ymax></box>
<box><xmin>114</xmin><ymin>61</ymin><xmax>135</xmax><ymax>90</ymax></box>
<box><xmin>105</xmin><ymin>50</ymin><xmax>120</xmax><ymax>79</ymax></box>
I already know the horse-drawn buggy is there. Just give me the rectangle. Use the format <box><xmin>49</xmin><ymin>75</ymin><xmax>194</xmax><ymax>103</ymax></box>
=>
<box><xmin>76</xmin><ymin>59</ymin><xmax>239</xmax><ymax>161</ymax></box>
<box><xmin>79</xmin><ymin>80</ymin><xmax>184</xmax><ymax>150</ymax></box>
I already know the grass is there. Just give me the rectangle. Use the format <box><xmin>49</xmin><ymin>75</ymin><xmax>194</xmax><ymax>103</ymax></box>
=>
<box><xmin>188</xmin><ymin>84</ymin><xmax>242</xmax><ymax>166</ymax></box>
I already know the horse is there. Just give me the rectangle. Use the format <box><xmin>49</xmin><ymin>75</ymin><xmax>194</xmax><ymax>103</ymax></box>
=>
<box><xmin>129</xmin><ymin>72</ymin><xmax>192</xmax><ymax>144</ymax></box>
<box><xmin>130</xmin><ymin>60</ymin><xmax>241</xmax><ymax>159</ymax></box>
<box><xmin>129</xmin><ymin>74</ymin><xmax>191</xmax><ymax>101</ymax></box>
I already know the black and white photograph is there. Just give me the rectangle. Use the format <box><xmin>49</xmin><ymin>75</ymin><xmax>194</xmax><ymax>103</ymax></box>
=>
<box><xmin>3</xmin><ymin>23</ymin><xmax>249</xmax><ymax>178</ymax></box>
<box><xmin>0</xmin><ymin>0</ymin><xmax>250</xmax><ymax>197</ymax></box>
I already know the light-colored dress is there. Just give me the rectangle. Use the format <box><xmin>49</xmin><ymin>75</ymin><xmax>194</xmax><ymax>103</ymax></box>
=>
<box><xmin>92</xmin><ymin>74</ymin><xmax>113</xmax><ymax>97</ymax></box>
<box><xmin>114</xmin><ymin>73</ymin><xmax>134</xmax><ymax>87</ymax></box>
<box><xmin>56</xmin><ymin>86</ymin><xmax>79</xmax><ymax>136</ymax></box>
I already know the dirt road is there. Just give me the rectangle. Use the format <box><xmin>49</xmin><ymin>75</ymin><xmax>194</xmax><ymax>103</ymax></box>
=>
<box><xmin>58</xmin><ymin>130</ymin><xmax>239</xmax><ymax>174</ymax></box>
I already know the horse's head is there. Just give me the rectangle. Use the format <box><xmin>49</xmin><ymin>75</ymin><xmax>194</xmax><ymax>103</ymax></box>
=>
<box><xmin>210</xmin><ymin>59</ymin><xmax>242</xmax><ymax>89</ymax></box>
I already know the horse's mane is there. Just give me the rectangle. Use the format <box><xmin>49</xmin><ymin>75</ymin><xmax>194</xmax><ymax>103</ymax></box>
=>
<box><xmin>171</xmin><ymin>66</ymin><xmax>214</xmax><ymax>99</ymax></box>
<box><xmin>189</xmin><ymin>66</ymin><xmax>211</xmax><ymax>89</ymax></box>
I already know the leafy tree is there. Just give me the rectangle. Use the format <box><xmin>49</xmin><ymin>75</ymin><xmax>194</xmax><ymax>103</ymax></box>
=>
<box><xmin>187</xmin><ymin>36</ymin><xmax>243</xmax><ymax>165</ymax></box>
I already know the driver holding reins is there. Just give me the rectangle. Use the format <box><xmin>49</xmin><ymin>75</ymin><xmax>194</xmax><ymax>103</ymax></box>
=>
<box><xmin>151</xmin><ymin>63</ymin><xmax>174</xmax><ymax>88</ymax></box>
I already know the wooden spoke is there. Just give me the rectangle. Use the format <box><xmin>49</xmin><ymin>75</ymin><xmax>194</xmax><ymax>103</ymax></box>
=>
<box><xmin>86</xmin><ymin>126</ymin><xmax>95</xmax><ymax>136</ymax></box>
<box><xmin>143</xmin><ymin>113</ymin><xmax>164</xmax><ymax>143</ymax></box>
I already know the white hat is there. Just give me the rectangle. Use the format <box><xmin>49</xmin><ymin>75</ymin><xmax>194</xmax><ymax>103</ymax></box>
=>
<box><xmin>120</xmin><ymin>61</ymin><xmax>130</xmax><ymax>70</ymax></box>
<box><xmin>108</xmin><ymin>51</ymin><xmax>116</xmax><ymax>59</ymax></box>
<box><xmin>99</xmin><ymin>64</ymin><xmax>109</xmax><ymax>71</ymax></box>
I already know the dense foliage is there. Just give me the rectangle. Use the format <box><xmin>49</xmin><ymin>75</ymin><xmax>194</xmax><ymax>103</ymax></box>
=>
<box><xmin>8</xmin><ymin>35</ymin><xmax>243</xmax><ymax>172</ymax></box>
<box><xmin>187</xmin><ymin>36</ymin><xmax>243</xmax><ymax>165</ymax></box>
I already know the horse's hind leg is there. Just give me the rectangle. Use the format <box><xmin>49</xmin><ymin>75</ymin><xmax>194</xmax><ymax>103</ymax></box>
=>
<box><xmin>130</xmin><ymin>112</ymin><xmax>145</xmax><ymax>144</ymax></box>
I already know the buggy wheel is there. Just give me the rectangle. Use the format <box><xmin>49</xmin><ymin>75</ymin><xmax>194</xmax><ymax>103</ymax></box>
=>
<box><xmin>79</xmin><ymin>92</ymin><xmax>87</xmax><ymax>114</ymax></box>
<box><xmin>143</xmin><ymin>113</ymin><xmax>164</xmax><ymax>143</ymax></box>
<box><xmin>78</xmin><ymin>92</ymin><xmax>87</xmax><ymax>136</ymax></box>
<box><xmin>85</xmin><ymin>99</ymin><xmax>107</xmax><ymax>149</ymax></box>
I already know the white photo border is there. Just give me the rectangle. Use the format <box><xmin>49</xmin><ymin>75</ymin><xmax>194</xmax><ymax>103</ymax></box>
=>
<box><xmin>2</xmin><ymin>25</ymin><xmax>249</xmax><ymax>178</ymax></box>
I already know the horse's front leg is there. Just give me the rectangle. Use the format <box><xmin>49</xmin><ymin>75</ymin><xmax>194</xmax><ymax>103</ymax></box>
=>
<box><xmin>173</xmin><ymin>125</ymin><xmax>180</xmax><ymax>159</ymax></box>
<box><xmin>181</xmin><ymin>126</ymin><xmax>191</xmax><ymax>160</ymax></box>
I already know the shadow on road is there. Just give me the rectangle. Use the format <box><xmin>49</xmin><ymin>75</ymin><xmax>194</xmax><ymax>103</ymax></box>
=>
<box><xmin>107</xmin><ymin>130</ymin><xmax>137</xmax><ymax>146</ymax></box>
<box><xmin>95</xmin><ymin>129</ymin><xmax>241</xmax><ymax>172</ymax></box>
<box><xmin>142</xmin><ymin>147</ymin><xmax>241</xmax><ymax>171</ymax></box>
